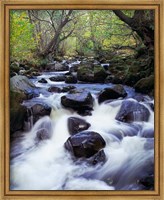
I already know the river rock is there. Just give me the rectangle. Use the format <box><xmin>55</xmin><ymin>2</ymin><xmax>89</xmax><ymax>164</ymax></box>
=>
<box><xmin>38</xmin><ymin>78</ymin><xmax>48</xmax><ymax>83</ymax></box>
<box><xmin>48</xmin><ymin>86</ymin><xmax>62</xmax><ymax>93</ymax></box>
<box><xmin>65</xmin><ymin>75</ymin><xmax>77</xmax><ymax>83</ymax></box>
<box><xmin>19</xmin><ymin>69</ymin><xmax>26</xmax><ymax>76</ymax></box>
<box><xmin>46</xmin><ymin>62</ymin><xmax>69</xmax><ymax>71</ymax></box>
<box><xmin>106</xmin><ymin>73</ymin><xmax>124</xmax><ymax>84</ymax></box>
<box><xmin>68</xmin><ymin>117</ymin><xmax>91</xmax><ymax>135</ymax></box>
<box><xmin>10</xmin><ymin>75</ymin><xmax>36</xmax><ymax>93</ymax></box>
<box><xmin>31</xmin><ymin>71</ymin><xmax>41</xmax><ymax>77</ymax></box>
<box><xmin>77</xmin><ymin>64</ymin><xmax>94</xmax><ymax>83</ymax></box>
<box><xmin>10</xmin><ymin>62</ymin><xmax>20</xmax><ymax>76</ymax></box>
<box><xmin>94</xmin><ymin>65</ymin><xmax>108</xmax><ymax>83</ymax></box>
<box><xmin>77</xmin><ymin>64</ymin><xmax>108</xmax><ymax>83</ymax></box>
<box><xmin>61</xmin><ymin>85</ymin><xmax>76</xmax><ymax>92</ymax></box>
<box><xmin>64</xmin><ymin>131</ymin><xmax>106</xmax><ymax>158</ymax></box>
<box><xmin>49</xmin><ymin>75</ymin><xmax>65</xmax><ymax>82</ymax></box>
<box><xmin>134</xmin><ymin>75</ymin><xmax>154</xmax><ymax>94</ymax></box>
<box><xmin>10</xmin><ymin>104</ymin><xmax>27</xmax><ymax>134</ymax></box>
<box><xmin>115</xmin><ymin>99</ymin><xmax>150</xmax><ymax>123</ymax></box>
<box><xmin>30</xmin><ymin>103</ymin><xmax>51</xmax><ymax>124</ymax></box>
<box><xmin>98</xmin><ymin>85</ymin><xmax>127</xmax><ymax>103</ymax></box>
<box><xmin>61</xmin><ymin>89</ymin><xmax>94</xmax><ymax>113</ymax></box>
<box><xmin>10</xmin><ymin>90</ymin><xmax>28</xmax><ymax>134</ymax></box>
<box><xmin>10</xmin><ymin>75</ymin><xmax>39</xmax><ymax>100</ymax></box>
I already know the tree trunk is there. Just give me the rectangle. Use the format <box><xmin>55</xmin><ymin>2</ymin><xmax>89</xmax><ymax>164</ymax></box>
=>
<box><xmin>113</xmin><ymin>10</ymin><xmax>154</xmax><ymax>50</ymax></box>
<box><xmin>41</xmin><ymin>10</ymin><xmax>73</xmax><ymax>57</ymax></box>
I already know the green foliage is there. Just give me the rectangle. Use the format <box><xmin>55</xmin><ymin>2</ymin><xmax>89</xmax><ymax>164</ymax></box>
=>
<box><xmin>72</xmin><ymin>10</ymin><xmax>136</xmax><ymax>56</ymax></box>
<box><xmin>10</xmin><ymin>10</ymin><xmax>36</xmax><ymax>61</ymax></box>
<box><xmin>10</xmin><ymin>9</ymin><xmax>152</xmax><ymax>60</ymax></box>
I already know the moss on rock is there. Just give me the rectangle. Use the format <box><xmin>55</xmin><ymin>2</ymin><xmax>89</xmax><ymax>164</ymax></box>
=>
<box><xmin>134</xmin><ymin>75</ymin><xmax>154</xmax><ymax>94</ymax></box>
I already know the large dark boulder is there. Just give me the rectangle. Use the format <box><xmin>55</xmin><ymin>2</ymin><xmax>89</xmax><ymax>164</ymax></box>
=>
<box><xmin>10</xmin><ymin>76</ymin><xmax>40</xmax><ymax>134</ymax></box>
<box><xmin>64</xmin><ymin>131</ymin><xmax>106</xmax><ymax>158</ymax></box>
<box><xmin>77</xmin><ymin>64</ymin><xmax>108</xmax><ymax>83</ymax></box>
<box><xmin>10</xmin><ymin>91</ymin><xmax>27</xmax><ymax>134</ymax></box>
<box><xmin>30</xmin><ymin>103</ymin><xmax>51</xmax><ymax>124</ymax></box>
<box><xmin>94</xmin><ymin>65</ymin><xmax>108</xmax><ymax>83</ymax></box>
<box><xmin>77</xmin><ymin>65</ymin><xmax>94</xmax><ymax>83</ymax></box>
<box><xmin>65</xmin><ymin>75</ymin><xmax>77</xmax><ymax>83</ymax></box>
<box><xmin>10</xmin><ymin>104</ymin><xmax>27</xmax><ymax>134</ymax></box>
<box><xmin>10</xmin><ymin>75</ymin><xmax>39</xmax><ymax>99</ymax></box>
<box><xmin>98</xmin><ymin>85</ymin><xmax>127</xmax><ymax>103</ymax></box>
<box><xmin>115</xmin><ymin>99</ymin><xmax>150</xmax><ymax>123</ymax></box>
<box><xmin>61</xmin><ymin>89</ymin><xmax>94</xmax><ymax>113</ymax></box>
<box><xmin>68</xmin><ymin>117</ymin><xmax>91</xmax><ymax>135</ymax></box>
<box><xmin>134</xmin><ymin>75</ymin><xmax>154</xmax><ymax>94</ymax></box>
<box><xmin>49</xmin><ymin>75</ymin><xmax>65</xmax><ymax>82</ymax></box>
<box><xmin>10</xmin><ymin>75</ymin><xmax>36</xmax><ymax>93</ymax></box>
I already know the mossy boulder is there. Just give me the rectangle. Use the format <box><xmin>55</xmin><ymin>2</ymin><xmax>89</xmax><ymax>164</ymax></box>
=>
<box><xmin>77</xmin><ymin>65</ymin><xmax>94</xmax><ymax>83</ymax></box>
<box><xmin>77</xmin><ymin>64</ymin><xmax>107</xmax><ymax>83</ymax></box>
<box><xmin>10</xmin><ymin>75</ymin><xmax>36</xmax><ymax>93</ymax></box>
<box><xmin>10</xmin><ymin>91</ymin><xmax>27</xmax><ymax>134</ymax></box>
<box><xmin>94</xmin><ymin>65</ymin><xmax>108</xmax><ymax>83</ymax></box>
<box><xmin>10</xmin><ymin>75</ymin><xmax>39</xmax><ymax>99</ymax></box>
<box><xmin>134</xmin><ymin>75</ymin><xmax>154</xmax><ymax>94</ymax></box>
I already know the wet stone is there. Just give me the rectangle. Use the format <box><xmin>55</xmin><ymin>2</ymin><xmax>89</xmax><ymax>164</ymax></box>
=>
<box><xmin>115</xmin><ymin>99</ymin><xmax>150</xmax><ymax>123</ymax></box>
<box><xmin>64</xmin><ymin>131</ymin><xmax>106</xmax><ymax>158</ymax></box>
<box><xmin>68</xmin><ymin>117</ymin><xmax>91</xmax><ymax>135</ymax></box>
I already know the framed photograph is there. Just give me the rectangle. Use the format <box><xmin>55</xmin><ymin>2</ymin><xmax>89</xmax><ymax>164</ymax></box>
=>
<box><xmin>0</xmin><ymin>0</ymin><xmax>163</xmax><ymax>199</ymax></box>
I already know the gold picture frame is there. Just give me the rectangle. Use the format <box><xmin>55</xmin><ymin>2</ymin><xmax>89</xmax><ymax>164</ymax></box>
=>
<box><xmin>0</xmin><ymin>0</ymin><xmax>163</xmax><ymax>199</ymax></box>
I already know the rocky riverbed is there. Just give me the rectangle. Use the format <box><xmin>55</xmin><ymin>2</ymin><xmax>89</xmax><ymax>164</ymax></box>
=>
<box><xmin>10</xmin><ymin>57</ymin><xmax>154</xmax><ymax>190</ymax></box>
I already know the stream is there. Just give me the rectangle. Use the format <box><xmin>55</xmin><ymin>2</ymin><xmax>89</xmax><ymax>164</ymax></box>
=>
<box><xmin>10</xmin><ymin>59</ymin><xmax>154</xmax><ymax>191</ymax></box>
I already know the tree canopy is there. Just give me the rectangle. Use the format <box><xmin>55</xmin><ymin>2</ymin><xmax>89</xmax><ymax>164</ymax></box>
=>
<box><xmin>10</xmin><ymin>9</ymin><xmax>154</xmax><ymax>62</ymax></box>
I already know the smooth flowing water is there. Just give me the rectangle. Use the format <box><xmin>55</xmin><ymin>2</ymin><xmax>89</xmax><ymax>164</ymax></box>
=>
<box><xmin>10</xmin><ymin>60</ymin><xmax>154</xmax><ymax>190</ymax></box>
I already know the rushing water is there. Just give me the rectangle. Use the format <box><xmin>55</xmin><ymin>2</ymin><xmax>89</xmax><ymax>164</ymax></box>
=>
<box><xmin>10</xmin><ymin>60</ymin><xmax>154</xmax><ymax>190</ymax></box>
